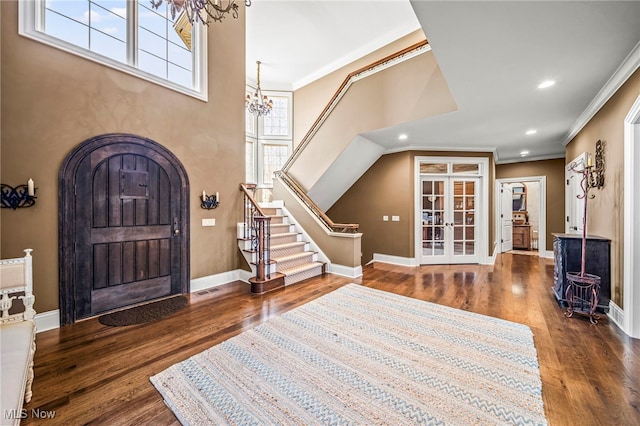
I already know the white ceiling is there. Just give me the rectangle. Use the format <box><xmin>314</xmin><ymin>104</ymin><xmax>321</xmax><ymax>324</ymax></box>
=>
<box><xmin>246</xmin><ymin>1</ymin><xmax>640</xmax><ymax>164</ymax></box>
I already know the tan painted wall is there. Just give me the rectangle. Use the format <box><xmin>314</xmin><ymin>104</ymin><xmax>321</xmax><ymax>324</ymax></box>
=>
<box><xmin>565</xmin><ymin>68</ymin><xmax>640</xmax><ymax>307</ymax></box>
<box><xmin>288</xmin><ymin>48</ymin><xmax>457</xmax><ymax>191</ymax></box>
<box><xmin>495</xmin><ymin>158</ymin><xmax>566</xmax><ymax>252</ymax></box>
<box><xmin>0</xmin><ymin>1</ymin><xmax>246</xmax><ymax>313</ymax></box>
<box><xmin>293</xmin><ymin>29</ymin><xmax>429</xmax><ymax>147</ymax></box>
<box><xmin>327</xmin><ymin>151</ymin><xmax>494</xmax><ymax>264</ymax></box>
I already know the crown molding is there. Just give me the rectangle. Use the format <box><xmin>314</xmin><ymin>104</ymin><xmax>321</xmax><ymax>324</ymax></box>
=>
<box><xmin>563</xmin><ymin>40</ymin><xmax>640</xmax><ymax>146</ymax></box>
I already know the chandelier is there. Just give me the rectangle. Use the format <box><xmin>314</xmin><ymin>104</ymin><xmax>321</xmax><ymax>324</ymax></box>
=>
<box><xmin>246</xmin><ymin>61</ymin><xmax>273</xmax><ymax>116</ymax></box>
<box><xmin>150</xmin><ymin>0</ymin><xmax>251</xmax><ymax>25</ymax></box>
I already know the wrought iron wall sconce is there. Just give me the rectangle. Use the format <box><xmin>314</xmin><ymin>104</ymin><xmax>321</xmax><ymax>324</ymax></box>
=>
<box><xmin>1</xmin><ymin>178</ymin><xmax>37</xmax><ymax>209</ymax></box>
<box><xmin>585</xmin><ymin>139</ymin><xmax>605</xmax><ymax>189</ymax></box>
<box><xmin>200</xmin><ymin>191</ymin><xmax>220</xmax><ymax>209</ymax></box>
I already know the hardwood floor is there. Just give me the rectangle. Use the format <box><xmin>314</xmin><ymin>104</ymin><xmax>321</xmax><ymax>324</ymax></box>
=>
<box><xmin>22</xmin><ymin>253</ymin><xmax>640</xmax><ymax>425</ymax></box>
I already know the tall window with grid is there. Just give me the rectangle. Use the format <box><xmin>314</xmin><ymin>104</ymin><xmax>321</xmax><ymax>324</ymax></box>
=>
<box><xmin>245</xmin><ymin>90</ymin><xmax>293</xmax><ymax>187</ymax></box>
<box><xmin>20</xmin><ymin>0</ymin><xmax>204</xmax><ymax>97</ymax></box>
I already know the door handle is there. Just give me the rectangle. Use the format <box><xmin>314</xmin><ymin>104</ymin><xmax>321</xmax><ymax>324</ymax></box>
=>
<box><xmin>173</xmin><ymin>217</ymin><xmax>180</xmax><ymax>237</ymax></box>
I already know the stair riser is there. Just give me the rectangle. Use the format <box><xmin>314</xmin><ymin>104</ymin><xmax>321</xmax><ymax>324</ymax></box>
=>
<box><xmin>270</xmin><ymin>234</ymin><xmax>299</xmax><ymax>245</ymax></box>
<box><xmin>284</xmin><ymin>265</ymin><xmax>324</xmax><ymax>286</ymax></box>
<box><xmin>271</xmin><ymin>243</ymin><xmax>307</xmax><ymax>258</ymax></box>
<box><xmin>275</xmin><ymin>254</ymin><xmax>316</xmax><ymax>272</ymax></box>
<box><xmin>270</xmin><ymin>224</ymin><xmax>294</xmax><ymax>234</ymax></box>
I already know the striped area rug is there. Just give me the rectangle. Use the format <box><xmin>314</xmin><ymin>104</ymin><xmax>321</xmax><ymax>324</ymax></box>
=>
<box><xmin>150</xmin><ymin>284</ymin><xmax>546</xmax><ymax>425</ymax></box>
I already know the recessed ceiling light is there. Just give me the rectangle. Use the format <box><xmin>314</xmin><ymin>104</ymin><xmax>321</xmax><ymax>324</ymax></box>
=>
<box><xmin>520</xmin><ymin>150</ymin><xmax>530</xmax><ymax>157</ymax></box>
<box><xmin>537</xmin><ymin>80</ymin><xmax>555</xmax><ymax>89</ymax></box>
<box><xmin>525</xmin><ymin>129</ymin><xmax>537</xmax><ymax>135</ymax></box>
<box><xmin>398</xmin><ymin>133</ymin><xmax>408</xmax><ymax>141</ymax></box>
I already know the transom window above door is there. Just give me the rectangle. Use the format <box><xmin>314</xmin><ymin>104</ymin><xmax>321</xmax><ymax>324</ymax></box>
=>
<box><xmin>19</xmin><ymin>0</ymin><xmax>207</xmax><ymax>99</ymax></box>
<box><xmin>420</xmin><ymin>162</ymin><xmax>481</xmax><ymax>175</ymax></box>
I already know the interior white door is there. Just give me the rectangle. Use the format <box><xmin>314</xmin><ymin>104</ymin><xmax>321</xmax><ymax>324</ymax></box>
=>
<box><xmin>501</xmin><ymin>184</ymin><xmax>513</xmax><ymax>252</ymax></box>
<box><xmin>566</xmin><ymin>154</ymin><xmax>586</xmax><ymax>234</ymax></box>
<box><xmin>420</xmin><ymin>177</ymin><xmax>479</xmax><ymax>264</ymax></box>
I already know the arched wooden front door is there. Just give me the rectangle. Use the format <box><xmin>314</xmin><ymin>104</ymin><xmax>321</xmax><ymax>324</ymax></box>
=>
<box><xmin>59</xmin><ymin>134</ymin><xmax>189</xmax><ymax>324</ymax></box>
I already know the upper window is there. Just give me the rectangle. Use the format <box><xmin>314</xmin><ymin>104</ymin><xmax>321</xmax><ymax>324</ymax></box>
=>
<box><xmin>19</xmin><ymin>0</ymin><xmax>207</xmax><ymax>100</ymax></box>
<box><xmin>245</xmin><ymin>90</ymin><xmax>293</xmax><ymax>186</ymax></box>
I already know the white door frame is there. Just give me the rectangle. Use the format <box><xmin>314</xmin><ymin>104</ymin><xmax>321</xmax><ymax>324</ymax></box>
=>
<box><xmin>415</xmin><ymin>156</ymin><xmax>489</xmax><ymax>265</ymax></box>
<box><xmin>494</xmin><ymin>176</ymin><xmax>548</xmax><ymax>257</ymax></box>
<box><xmin>499</xmin><ymin>183</ymin><xmax>513</xmax><ymax>252</ymax></box>
<box><xmin>566</xmin><ymin>152</ymin><xmax>588</xmax><ymax>234</ymax></box>
<box><xmin>623</xmin><ymin>94</ymin><xmax>640</xmax><ymax>339</ymax></box>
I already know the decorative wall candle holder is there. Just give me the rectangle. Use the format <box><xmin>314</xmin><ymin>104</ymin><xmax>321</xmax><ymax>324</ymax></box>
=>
<box><xmin>200</xmin><ymin>191</ymin><xmax>220</xmax><ymax>209</ymax></box>
<box><xmin>1</xmin><ymin>179</ymin><xmax>37</xmax><ymax>209</ymax></box>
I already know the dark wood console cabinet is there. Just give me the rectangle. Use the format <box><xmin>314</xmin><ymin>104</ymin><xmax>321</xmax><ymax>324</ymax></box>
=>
<box><xmin>552</xmin><ymin>233</ymin><xmax>611</xmax><ymax>312</ymax></box>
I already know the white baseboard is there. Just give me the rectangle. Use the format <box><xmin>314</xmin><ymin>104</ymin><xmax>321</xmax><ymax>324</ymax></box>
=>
<box><xmin>35</xmin><ymin>310</ymin><xmax>60</xmax><ymax>333</ymax></box>
<box><xmin>190</xmin><ymin>269</ymin><xmax>252</xmax><ymax>293</ymax></box>
<box><xmin>328</xmin><ymin>263</ymin><xmax>363</xmax><ymax>278</ymax></box>
<box><xmin>607</xmin><ymin>300</ymin><xmax>624</xmax><ymax>331</ymax></box>
<box><xmin>541</xmin><ymin>250</ymin><xmax>554</xmax><ymax>259</ymax></box>
<box><xmin>372</xmin><ymin>253</ymin><xmax>418</xmax><ymax>267</ymax></box>
<box><xmin>483</xmin><ymin>246</ymin><xmax>498</xmax><ymax>265</ymax></box>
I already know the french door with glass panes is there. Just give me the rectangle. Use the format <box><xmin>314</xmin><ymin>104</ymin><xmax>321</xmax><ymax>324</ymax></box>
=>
<box><xmin>421</xmin><ymin>177</ymin><xmax>479</xmax><ymax>264</ymax></box>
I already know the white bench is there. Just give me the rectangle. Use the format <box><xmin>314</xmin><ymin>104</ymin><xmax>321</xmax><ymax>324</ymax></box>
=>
<box><xmin>0</xmin><ymin>249</ymin><xmax>36</xmax><ymax>425</ymax></box>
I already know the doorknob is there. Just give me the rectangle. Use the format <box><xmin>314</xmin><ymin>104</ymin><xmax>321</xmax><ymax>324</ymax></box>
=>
<box><xmin>173</xmin><ymin>217</ymin><xmax>180</xmax><ymax>236</ymax></box>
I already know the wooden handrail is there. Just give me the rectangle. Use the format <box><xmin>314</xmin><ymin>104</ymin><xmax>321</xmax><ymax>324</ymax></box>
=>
<box><xmin>276</xmin><ymin>171</ymin><xmax>359</xmax><ymax>233</ymax></box>
<box><xmin>281</xmin><ymin>39</ymin><xmax>429</xmax><ymax>172</ymax></box>
<box><xmin>239</xmin><ymin>183</ymin><xmax>268</xmax><ymax>217</ymax></box>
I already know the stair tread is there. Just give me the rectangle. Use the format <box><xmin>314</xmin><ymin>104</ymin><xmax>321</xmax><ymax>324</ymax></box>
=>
<box><xmin>280</xmin><ymin>262</ymin><xmax>324</xmax><ymax>276</ymax></box>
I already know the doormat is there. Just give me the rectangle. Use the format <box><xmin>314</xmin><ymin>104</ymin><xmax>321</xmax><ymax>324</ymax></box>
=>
<box><xmin>98</xmin><ymin>295</ymin><xmax>188</xmax><ymax>327</ymax></box>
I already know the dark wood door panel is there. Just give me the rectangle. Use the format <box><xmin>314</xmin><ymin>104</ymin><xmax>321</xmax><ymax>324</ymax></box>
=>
<box><xmin>91</xmin><ymin>226</ymin><xmax>172</xmax><ymax>244</ymax></box>
<box><xmin>92</xmin><ymin>238</ymin><xmax>172</xmax><ymax>291</ymax></box>
<box><xmin>59</xmin><ymin>134</ymin><xmax>190</xmax><ymax>324</ymax></box>
<box><xmin>91</xmin><ymin>276</ymin><xmax>172</xmax><ymax>314</ymax></box>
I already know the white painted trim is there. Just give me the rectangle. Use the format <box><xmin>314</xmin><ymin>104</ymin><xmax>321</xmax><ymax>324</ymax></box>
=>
<box><xmin>384</xmin><ymin>144</ymin><xmax>498</xmax><ymax>159</ymax></box>
<box><xmin>482</xmin><ymin>245</ymin><xmax>497</xmax><ymax>265</ymax></box>
<box><xmin>541</xmin><ymin>250</ymin><xmax>554</xmax><ymax>259</ymax></box>
<box><xmin>623</xmin><ymin>94</ymin><xmax>640</xmax><ymax>338</ymax></box>
<box><xmin>607</xmin><ymin>300</ymin><xmax>625</xmax><ymax>332</ymax></box>
<box><xmin>35</xmin><ymin>310</ymin><xmax>60</xmax><ymax>333</ymax></box>
<box><xmin>328</xmin><ymin>264</ymin><xmax>363</xmax><ymax>278</ymax></box>
<box><xmin>190</xmin><ymin>269</ymin><xmax>252</xmax><ymax>293</ymax></box>
<box><xmin>495</xmin><ymin>153</ymin><xmax>565</xmax><ymax>165</ymax></box>
<box><xmin>495</xmin><ymin>176</ymin><xmax>547</xmax><ymax>259</ymax></box>
<box><xmin>292</xmin><ymin>24</ymin><xmax>423</xmax><ymax>90</ymax></box>
<box><xmin>564</xmin><ymin>40</ymin><xmax>640</xmax><ymax>146</ymax></box>
<box><xmin>414</xmin><ymin>156</ymin><xmax>490</xmax><ymax>265</ymax></box>
<box><xmin>372</xmin><ymin>253</ymin><xmax>419</xmax><ymax>267</ymax></box>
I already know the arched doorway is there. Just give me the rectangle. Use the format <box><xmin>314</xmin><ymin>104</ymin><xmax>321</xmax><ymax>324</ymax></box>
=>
<box><xmin>59</xmin><ymin>134</ymin><xmax>190</xmax><ymax>325</ymax></box>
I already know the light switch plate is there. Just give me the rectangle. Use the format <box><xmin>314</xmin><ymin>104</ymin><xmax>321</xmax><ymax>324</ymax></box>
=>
<box><xmin>392</xmin><ymin>215</ymin><xmax>400</xmax><ymax>222</ymax></box>
<box><xmin>383</xmin><ymin>215</ymin><xmax>389</xmax><ymax>221</ymax></box>
<box><xmin>202</xmin><ymin>218</ymin><xmax>216</xmax><ymax>227</ymax></box>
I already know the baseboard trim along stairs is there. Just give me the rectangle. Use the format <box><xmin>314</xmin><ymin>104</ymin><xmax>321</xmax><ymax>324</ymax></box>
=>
<box><xmin>238</xmin><ymin>204</ymin><xmax>325</xmax><ymax>293</ymax></box>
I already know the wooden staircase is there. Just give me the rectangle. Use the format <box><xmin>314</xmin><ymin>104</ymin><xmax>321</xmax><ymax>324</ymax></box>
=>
<box><xmin>262</xmin><ymin>207</ymin><xmax>325</xmax><ymax>286</ymax></box>
<box><xmin>238</xmin><ymin>200</ymin><xmax>325</xmax><ymax>293</ymax></box>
